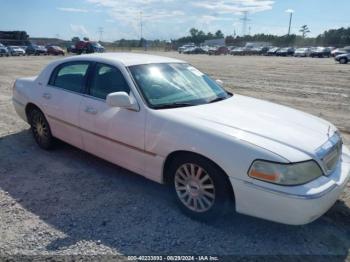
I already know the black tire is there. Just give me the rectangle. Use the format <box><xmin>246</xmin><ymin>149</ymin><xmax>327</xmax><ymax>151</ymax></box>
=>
<box><xmin>168</xmin><ymin>153</ymin><xmax>233</xmax><ymax>222</ymax></box>
<box><xmin>28</xmin><ymin>108</ymin><xmax>54</xmax><ymax>150</ymax></box>
<box><xmin>339</xmin><ymin>58</ymin><xmax>348</xmax><ymax>64</ymax></box>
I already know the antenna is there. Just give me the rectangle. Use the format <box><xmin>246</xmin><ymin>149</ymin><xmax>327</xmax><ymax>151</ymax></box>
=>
<box><xmin>97</xmin><ymin>27</ymin><xmax>104</xmax><ymax>42</ymax></box>
<box><xmin>240</xmin><ymin>11</ymin><xmax>251</xmax><ymax>36</ymax></box>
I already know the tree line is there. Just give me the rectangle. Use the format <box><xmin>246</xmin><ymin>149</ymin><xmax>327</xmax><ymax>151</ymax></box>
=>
<box><xmin>173</xmin><ymin>26</ymin><xmax>350</xmax><ymax>47</ymax></box>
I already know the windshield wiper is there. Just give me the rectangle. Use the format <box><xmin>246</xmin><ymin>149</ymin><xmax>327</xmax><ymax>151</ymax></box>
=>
<box><xmin>153</xmin><ymin>102</ymin><xmax>195</xmax><ymax>109</ymax></box>
<box><xmin>208</xmin><ymin>96</ymin><xmax>227</xmax><ymax>103</ymax></box>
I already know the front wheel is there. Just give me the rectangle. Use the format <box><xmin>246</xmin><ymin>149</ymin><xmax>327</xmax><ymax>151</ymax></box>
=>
<box><xmin>29</xmin><ymin>108</ymin><xmax>54</xmax><ymax>150</ymax></box>
<box><xmin>169</xmin><ymin>154</ymin><xmax>233</xmax><ymax>221</ymax></box>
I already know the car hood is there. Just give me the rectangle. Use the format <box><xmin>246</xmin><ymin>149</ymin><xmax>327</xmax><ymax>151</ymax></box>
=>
<box><xmin>336</xmin><ymin>53</ymin><xmax>349</xmax><ymax>58</ymax></box>
<box><xmin>162</xmin><ymin>95</ymin><xmax>334</xmax><ymax>161</ymax></box>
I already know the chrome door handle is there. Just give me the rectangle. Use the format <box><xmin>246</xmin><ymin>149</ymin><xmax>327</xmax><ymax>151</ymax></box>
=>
<box><xmin>42</xmin><ymin>93</ymin><xmax>51</xmax><ymax>99</ymax></box>
<box><xmin>85</xmin><ymin>106</ymin><xmax>98</xmax><ymax>115</ymax></box>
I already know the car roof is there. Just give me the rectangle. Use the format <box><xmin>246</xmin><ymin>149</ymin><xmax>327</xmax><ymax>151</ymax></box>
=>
<box><xmin>69</xmin><ymin>52</ymin><xmax>185</xmax><ymax>67</ymax></box>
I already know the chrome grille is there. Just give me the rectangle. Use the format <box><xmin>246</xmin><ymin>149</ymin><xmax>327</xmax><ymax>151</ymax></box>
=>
<box><xmin>316</xmin><ymin>132</ymin><xmax>342</xmax><ymax>175</ymax></box>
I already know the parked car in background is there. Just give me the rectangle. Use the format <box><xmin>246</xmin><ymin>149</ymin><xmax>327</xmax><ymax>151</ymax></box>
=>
<box><xmin>26</xmin><ymin>45</ymin><xmax>48</xmax><ymax>56</ymax></box>
<box><xmin>249</xmin><ymin>46</ymin><xmax>269</xmax><ymax>56</ymax></box>
<box><xmin>335</xmin><ymin>53</ymin><xmax>350</xmax><ymax>64</ymax></box>
<box><xmin>208</xmin><ymin>46</ymin><xmax>229</xmax><ymax>55</ymax></box>
<box><xmin>12</xmin><ymin>53</ymin><xmax>350</xmax><ymax>225</ymax></box>
<box><xmin>67</xmin><ymin>45</ymin><xmax>76</xmax><ymax>53</ymax></box>
<box><xmin>72</xmin><ymin>41</ymin><xmax>105</xmax><ymax>54</ymax></box>
<box><xmin>227</xmin><ymin>46</ymin><xmax>236</xmax><ymax>52</ymax></box>
<box><xmin>8</xmin><ymin>46</ymin><xmax>26</xmax><ymax>56</ymax></box>
<box><xmin>0</xmin><ymin>43</ymin><xmax>10</xmax><ymax>57</ymax></box>
<box><xmin>201</xmin><ymin>46</ymin><xmax>210</xmax><ymax>54</ymax></box>
<box><xmin>294</xmin><ymin>48</ymin><xmax>311</xmax><ymax>57</ymax></box>
<box><xmin>276</xmin><ymin>47</ymin><xmax>295</xmax><ymax>56</ymax></box>
<box><xmin>46</xmin><ymin>45</ymin><xmax>65</xmax><ymax>56</ymax></box>
<box><xmin>89</xmin><ymin>42</ymin><xmax>105</xmax><ymax>53</ymax></box>
<box><xmin>183</xmin><ymin>46</ymin><xmax>206</xmax><ymax>54</ymax></box>
<box><xmin>266</xmin><ymin>47</ymin><xmax>280</xmax><ymax>56</ymax></box>
<box><xmin>182</xmin><ymin>47</ymin><xmax>194</xmax><ymax>54</ymax></box>
<box><xmin>331</xmin><ymin>46</ymin><xmax>350</xmax><ymax>57</ymax></box>
<box><xmin>20</xmin><ymin>46</ymin><xmax>28</xmax><ymax>52</ymax></box>
<box><xmin>230</xmin><ymin>47</ymin><xmax>244</xmax><ymax>56</ymax></box>
<box><xmin>178</xmin><ymin>44</ymin><xmax>195</xmax><ymax>54</ymax></box>
<box><xmin>310</xmin><ymin>47</ymin><xmax>331</xmax><ymax>58</ymax></box>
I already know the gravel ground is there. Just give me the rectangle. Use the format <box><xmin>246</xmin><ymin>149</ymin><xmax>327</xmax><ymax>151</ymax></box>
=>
<box><xmin>0</xmin><ymin>54</ymin><xmax>349</xmax><ymax>260</ymax></box>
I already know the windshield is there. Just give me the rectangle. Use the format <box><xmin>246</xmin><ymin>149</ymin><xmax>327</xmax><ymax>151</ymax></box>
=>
<box><xmin>129</xmin><ymin>63</ymin><xmax>230</xmax><ymax>109</ymax></box>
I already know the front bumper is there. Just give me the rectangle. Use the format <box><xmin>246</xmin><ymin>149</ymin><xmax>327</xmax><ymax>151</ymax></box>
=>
<box><xmin>231</xmin><ymin>146</ymin><xmax>350</xmax><ymax>225</ymax></box>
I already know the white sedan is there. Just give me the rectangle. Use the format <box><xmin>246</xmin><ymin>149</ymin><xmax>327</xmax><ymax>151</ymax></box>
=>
<box><xmin>12</xmin><ymin>53</ymin><xmax>350</xmax><ymax>225</ymax></box>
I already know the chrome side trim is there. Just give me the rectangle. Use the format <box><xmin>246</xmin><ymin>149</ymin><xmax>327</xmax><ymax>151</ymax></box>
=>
<box><xmin>243</xmin><ymin>181</ymin><xmax>337</xmax><ymax>200</ymax></box>
<box><xmin>47</xmin><ymin>114</ymin><xmax>157</xmax><ymax>157</ymax></box>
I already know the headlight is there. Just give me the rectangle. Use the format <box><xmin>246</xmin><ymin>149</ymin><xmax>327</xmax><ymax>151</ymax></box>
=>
<box><xmin>248</xmin><ymin>160</ymin><xmax>323</xmax><ymax>185</ymax></box>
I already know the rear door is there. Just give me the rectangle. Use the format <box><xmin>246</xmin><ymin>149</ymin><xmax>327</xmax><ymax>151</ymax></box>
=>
<box><xmin>41</xmin><ymin>61</ymin><xmax>91</xmax><ymax>149</ymax></box>
<box><xmin>79</xmin><ymin>62</ymin><xmax>147</xmax><ymax>174</ymax></box>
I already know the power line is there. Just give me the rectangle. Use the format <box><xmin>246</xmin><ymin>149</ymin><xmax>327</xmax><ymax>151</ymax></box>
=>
<box><xmin>97</xmin><ymin>27</ymin><xmax>104</xmax><ymax>41</ymax></box>
<box><xmin>240</xmin><ymin>11</ymin><xmax>251</xmax><ymax>36</ymax></box>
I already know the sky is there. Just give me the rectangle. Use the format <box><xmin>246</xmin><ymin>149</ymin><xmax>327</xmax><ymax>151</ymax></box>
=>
<box><xmin>0</xmin><ymin>0</ymin><xmax>349</xmax><ymax>41</ymax></box>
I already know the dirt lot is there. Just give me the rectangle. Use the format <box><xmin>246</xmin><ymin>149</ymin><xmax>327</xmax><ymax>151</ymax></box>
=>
<box><xmin>0</xmin><ymin>53</ymin><xmax>349</xmax><ymax>259</ymax></box>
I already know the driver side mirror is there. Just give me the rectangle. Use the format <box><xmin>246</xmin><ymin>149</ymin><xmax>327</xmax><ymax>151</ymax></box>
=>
<box><xmin>106</xmin><ymin>92</ymin><xmax>139</xmax><ymax>111</ymax></box>
<box><xmin>216</xmin><ymin>79</ymin><xmax>224</xmax><ymax>86</ymax></box>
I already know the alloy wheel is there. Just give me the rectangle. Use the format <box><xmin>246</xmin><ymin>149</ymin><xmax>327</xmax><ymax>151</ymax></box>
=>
<box><xmin>31</xmin><ymin>111</ymin><xmax>50</xmax><ymax>144</ymax></box>
<box><xmin>174</xmin><ymin>163</ymin><xmax>216</xmax><ymax>212</ymax></box>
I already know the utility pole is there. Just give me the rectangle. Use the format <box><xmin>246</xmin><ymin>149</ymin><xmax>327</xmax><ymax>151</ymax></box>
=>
<box><xmin>140</xmin><ymin>11</ymin><xmax>143</xmax><ymax>40</ymax></box>
<box><xmin>97</xmin><ymin>27</ymin><xmax>104</xmax><ymax>42</ymax></box>
<box><xmin>286</xmin><ymin>9</ymin><xmax>294</xmax><ymax>35</ymax></box>
<box><xmin>288</xmin><ymin>12</ymin><xmax>293</xmax><ymax>35</ymax></box>
<box><xmin>240</xmin><ymin>11</ymin><xmax>250</xmax><ymax>36</ymax></box>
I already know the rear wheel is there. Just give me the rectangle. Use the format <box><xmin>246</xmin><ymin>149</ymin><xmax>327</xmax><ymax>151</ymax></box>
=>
<box><xmin>340</xmin><ymin>58</ymin><xmax>348</xmax><ymax>64</ymax></box>
<box><xmin>28</xmin><ymin>108</ymin><xmax>54</xmax><ymax>150</ymax></box>
<box><xmin>168</xmin><ymin>154</ymin><xmax>233</xmax><ymax>221</ymax></box>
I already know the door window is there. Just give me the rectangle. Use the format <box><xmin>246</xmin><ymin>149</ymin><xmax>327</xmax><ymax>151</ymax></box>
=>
<box><xmin>49</xmin><ymin>62</ymin><xmax>90</xmax><ymax>93</ymax></box>
<box><xmin>90</xmin><ymin>63</ymin><xmax>130</xmax><ymax>100</ymax></box>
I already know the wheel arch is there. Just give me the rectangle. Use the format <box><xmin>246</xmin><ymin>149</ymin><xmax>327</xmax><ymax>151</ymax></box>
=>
<box><xmin>162</xmin><ymin>150</ymin><xmax>235</xmax><ymax>202</ymax></box>
<box><xmin>25</xmin><ymin>103</ymin><xmax>45</xmax><ymax>120</ymax></box>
